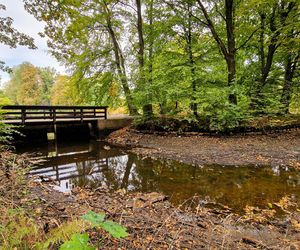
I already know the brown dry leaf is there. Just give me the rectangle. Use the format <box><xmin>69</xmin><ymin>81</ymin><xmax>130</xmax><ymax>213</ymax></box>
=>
<box><xmin>291</xmin><ymin>219</ymin><xmax>300</xmax><ymax>232</ymax></box>
<box><xmin>274</xmin><ymin>196</ymin><xmax>295</xmax><ymax>212</ymax></box>
<box><xmin>242</xmin><ymin>205</ymin><xmax>276</xmax><ymax>223</ymax></box>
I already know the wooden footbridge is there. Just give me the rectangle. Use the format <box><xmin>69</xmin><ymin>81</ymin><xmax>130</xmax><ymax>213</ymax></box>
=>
<box><xmin>1</xmin><ymin>105</ymin><xmax>108</xmax><ymax>125</ymax></box>
<box><xmin>1</xmin><ymin>105</ymin><xmax>133</xmax><ymax>141</ymax></box>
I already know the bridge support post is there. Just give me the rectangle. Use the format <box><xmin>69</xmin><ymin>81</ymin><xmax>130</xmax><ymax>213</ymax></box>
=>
<box><xmin>46</xmin><ymin>124</ymin><xmax>57</xmax><ymax>141</ymax></box>
<box><xmin>88</xmin><ymin>122</ymin><xmax>97</xmax><ymax>138</ymax></box>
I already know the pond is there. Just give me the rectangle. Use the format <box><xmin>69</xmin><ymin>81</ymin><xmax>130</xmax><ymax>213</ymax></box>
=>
<box><xmin>18</xmin><ymin>140</ymin><xmax>300</xmax><ymax>213</ymax></box>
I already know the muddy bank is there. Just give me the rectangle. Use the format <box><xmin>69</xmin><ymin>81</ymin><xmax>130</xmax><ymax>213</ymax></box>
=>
<box><xmin>32</xmin><ymin>185</ymin><xmax>300</xmax><ymax>249</ymax></box>
<box><xmin>106</xmin><ymin>128</ymin><xmax>300</xmax><ymax>168</ymax></box>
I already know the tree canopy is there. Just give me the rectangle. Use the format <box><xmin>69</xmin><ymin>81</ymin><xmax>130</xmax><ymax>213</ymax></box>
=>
<box><xmin>2</xmin><ymin>0</ymin><xmax>298</xmax><ymax>130</ymax></box>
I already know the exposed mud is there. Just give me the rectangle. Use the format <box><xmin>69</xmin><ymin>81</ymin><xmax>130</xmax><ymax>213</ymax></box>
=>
<box><xmin>106</xmin><ymin>127</ymin><xmax>300</xmax><ymax>168</ymax></box>
<box><xmin>29</xmin><ymin>184</ymin><xmax>300</xmax><ymax>249</ymax></box>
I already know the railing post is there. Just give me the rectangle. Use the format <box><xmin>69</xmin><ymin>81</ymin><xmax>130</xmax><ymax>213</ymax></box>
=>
<box><xmin>53</xmin><ymin>108</ymin><xmax>56</xmax><ymax>123</ymax></box>
<box><xmin>80</xmin><ymin>108</ymin><xmax>83</xmax><ymax>123</ymax></box>
<box><xmin>21</xmin><ymin>107</ymin><xmax>26</xmax><ymax>125</ymax></box>
<box><xmin>104</xmin><ymin>107</ymin><xmax>107</xmax><ymax>119</ymax></box>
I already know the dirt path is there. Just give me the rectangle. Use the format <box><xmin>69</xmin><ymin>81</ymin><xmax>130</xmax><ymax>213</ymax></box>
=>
<box><xmin>107</xmin><ymin>128</ymin><xmax>300</xmax><ymax>167</ymax></box>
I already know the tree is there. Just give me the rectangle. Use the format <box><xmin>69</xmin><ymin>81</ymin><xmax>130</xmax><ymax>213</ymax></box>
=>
<box><xmin>16</xmin><ymin>63</ymin><xmax>41</xmax><ymax>105</ymax></box>
<box><xmin>281</xmin><ymin>49</ymin><xmax>299</xmax><ymax>113</ymax></box>
<box><xmin>196</xmin><ymin>0</ymin><xmax>237</xmax><ymax>103</ymax></box>
<box><xmin>24</xmin><ymin>0</ymin><xmax>138</xmax><ymax>115</ymax></box>
<box><xmin>4</xmin><ymin>62</ymin><xmax>56</xmax><ymax>105</ymax></box>
<box><xmin>164</xmin><ymin>0</ymin><xmax>205</xmax><ymax>116</ymax></box>
<box><xmin>0</xmin><ymin>90</ymin><xmax>12</xmax><ymax>106</ymax></box>
<box><xmin>0</xmin><ymin>4</ymin><xmax>36</xmax><ymax>72</ymax></box>
<box><xmin>23</xmin><ymin>0</ymin><xmax>300</xmax><ymax>128</ymax></box>
<box><xmin>250</xmin><ymin>1</ymin><xmax>298</xmax><ymax>111</ymax></box>
<box><xmin>136</xmin><ymin>0</ymin><xmax>153</xmax><ymax>116</ymax></box>
<box><xmin>39</xmin><ymin>67</ymin><xmax>57</xmax><ymax>105</ymax></box>
<box><xmin>50</xmin><ymin>75</ymin><xmax>81</xmax><ymax>105</ymax></box>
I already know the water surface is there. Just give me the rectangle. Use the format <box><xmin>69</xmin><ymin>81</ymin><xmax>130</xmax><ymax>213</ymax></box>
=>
<box><xmin>18</xmin><ymin>140</ymin><xmax>300</xmax><ymax>213</ymax></box>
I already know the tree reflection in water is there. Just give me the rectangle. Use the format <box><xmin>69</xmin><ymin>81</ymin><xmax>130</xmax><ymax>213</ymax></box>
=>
<box><xmin>28</xmin><ymin>140</ymin><xmax>300</xmax><ymax>213</ymax></box>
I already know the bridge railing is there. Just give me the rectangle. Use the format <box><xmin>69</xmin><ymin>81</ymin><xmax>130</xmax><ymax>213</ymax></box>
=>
<box><xmin>1</xmin><ymin>105</ymin><xmax>108</xmax><ymax>124</ymax></box>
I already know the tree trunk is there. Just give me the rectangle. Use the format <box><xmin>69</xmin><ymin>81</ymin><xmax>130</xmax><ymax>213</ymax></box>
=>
<box><xmin>281</xmin><ymin>51</ymin><xmax>299</xmax><ymax>113</ymax></box>
<box><xmin>251</xmin><ymin>3</ymin><xmax>296</xmax><ymax>112</ymax></box>
<box><xmin>187</xmin><ymin>4</ymin><xmax>198</xmax><ymax>116</ymax></box>
<box><xmin>225</xmin><ymin>0</ymin><xmax>236</xmax><ymax>87</ymax></box>
<box><xmin>136</xmin><ymin>0</ymin><xmax>153</xmax><ymax>117</ymax></box>
<box><xmin>105</xmin><ymin>5</ymin><xmax>138</xmax><ymax>115</ymax></box>
<box><xmin>197</xmin><ymin>0</ymin><xmax>237</xmax><ymax>104</ymax></box>
<box><xmin>259</xmin><ymin>13</ymin><xmax>266</xmax><ymax>81</ymax></box>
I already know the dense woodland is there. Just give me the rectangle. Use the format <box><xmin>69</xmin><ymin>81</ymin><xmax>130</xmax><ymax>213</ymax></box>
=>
<box><xmin>1</xmin><ymin>0</ymin><xmax>300</xmax><ymax>131</ymax></box>
<box><xmin>1</xmin><ymin>1</ymin><xmax>300</xmax><ymax>249</ymax></box>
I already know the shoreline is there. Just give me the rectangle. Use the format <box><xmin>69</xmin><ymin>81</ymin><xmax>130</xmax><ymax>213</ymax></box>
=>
<box><xmin>106</xmin><ymin>128</ymin><xmax>300</xmax><ymax>168</ymax></box>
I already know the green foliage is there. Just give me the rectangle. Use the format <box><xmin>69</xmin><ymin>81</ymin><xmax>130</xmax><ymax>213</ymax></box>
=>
<box><xmin>0</xmin><ymin>4</ymin><xmax>36</xmax><ymax>72</ymax></box>
<box><xmin>0</xmin><ymin>208</ymin><xmax>40</xmax><ymax>249</ymax></box>
<box><xmin>47</xmin><ymin>211</ymin><xmax>128</xmax><ymax>249</ymax></box>
<box><xmin>0</xmin><ymin>108</ymin><xmax>18</xmax><ymax>144</ymax></box>
<box><xmin>0</xmin><ymin>122</ymin><xmax>16</xmax><ymax>144</ymax></box>
<box><xmin>16</xmin><ymin>0</ymin><xmax>300</xmax><ymax>129</ymax></box>
<box><xmin>4</xmin><ymin>62</ymin><xmax>56</xmax><ymax>105</ymax></box>
<box><xmin>37</xmin><ymin>220</ymin><xmax>89</xmax><ymax>250</ymax></box>
<box><xmin>71</xmin><ymin>72</ymin><xmax>123</xmax><ymax>107</ymax></box>
<box><xmin>0</xmin><ymin>209</ymin><xmax>128</xmax><ymax>250</ymax></box>
<box><xmin>99</xmin><ymin>221</ymin><xmax>129</xmax><ymax>239</ymax></box>
<box><xmin>203</xmin><ymin>101</ymin><xmax>244</xmax><ymax>132</ymax></box>
<box><xmin>59</xmin><ymin>233</ymin><xmax>94</xmax><ymax>250</ymax></box>
<box><xmin>290</xmin><ymin>86</ymin><xmax>300</xmax><ymax>114</ymax></box>
<box><xmin>0</xmin><ymin>90</ymin><xmax>12</xmax><ymax>106</ymax></box>
<box><xmin>81</xmin><ymin>211</ymin><xmax>105</xmax><ymax>226</ymax></box>
<box><xmin>81</xmin><ymin>211</ymin><xmax>129</xmax><ymax>239</ymax></box>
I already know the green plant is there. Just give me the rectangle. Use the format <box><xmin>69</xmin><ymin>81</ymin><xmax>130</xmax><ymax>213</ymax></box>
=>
<box><xmin>0</xmin><ymin>108</ymin><xmax>19</xmax><ymax>144</ymax></box>
<box><xmin>59</xmin><ymin>233</ymin><xmax>94</xmax><ymax>250</ymax></box>
<box><xmin>81</xmin><ymin>211</ymin><xmax>128</xmax><ymax>239</ymax></box>
<box><xmin>36</xmin><ymin>220</ymin><xmax>88</xmax><ymax>250</ymax></box>
<box><xmin>58</xmin><ymin>211</ymin><xmax>128</xmax><ymax>250</ymax></box>
<box><xmin>0</xmin><ymin>208</ymin><xmax>40</xmax><ymax>249</ymax></box>
<box><xmin>204</xmin><ymin>102</ymin><xmax>244</xmax><ymax>132</ymax></box>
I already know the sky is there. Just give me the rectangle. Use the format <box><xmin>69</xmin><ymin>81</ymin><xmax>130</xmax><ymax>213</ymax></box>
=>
<box><xmin>0</xmin><ymin>0</ymin><xmax>66</xmax><ymax>87</ymax></box>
